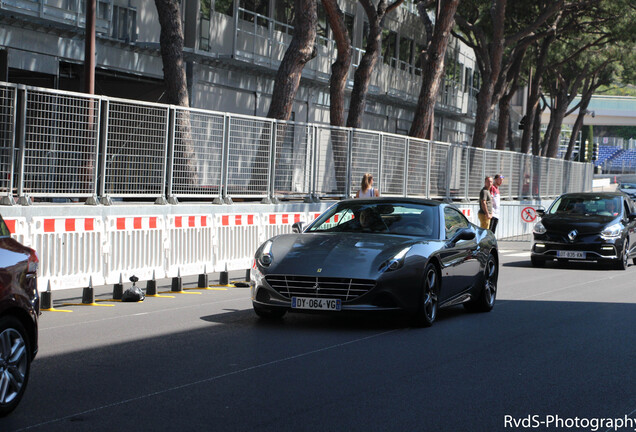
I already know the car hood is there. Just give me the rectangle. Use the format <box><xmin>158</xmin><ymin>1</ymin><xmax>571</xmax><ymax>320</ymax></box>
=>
<box><xmin>263</xmin><ymin>232</ymin><xmax>424</xmax><ymax>279</ymax></box>
<box><xmin>540</xmin><ymin>214</ymin><xmax>619</xmax><ymax>235</ymax></box>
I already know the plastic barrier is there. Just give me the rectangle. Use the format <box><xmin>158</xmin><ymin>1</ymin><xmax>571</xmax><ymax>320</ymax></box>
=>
<box><xmin>104</xmin><ymin>216</ymin><xmax>165</xmax><ymax>284</ymax></box>
<box><xmin>214</xmin><ymin>213</ymin><xmax>261</xmax><ymax>272</ymax></box>
<box><xmin>261</xmin><ymin>212</ymin><xmax>307</xmax><ymax>240</ymax></box>
<box><xmin>166</xmin><ymin>215</ymin><xmax>215</xmax><ymax>277</ymax></box>
<box><xmin>458</xmin><ymin>207</ymin><xmax>476</xmax><ymax>224</ymax></box>
<box><xmin>5</xmin><ymin>217</ymin><xmax>29</xmax><ymax>246</ymax></box>
<box><xmin>30</xmin><ymin>217</ymin><xmax>105</xmax><ymax>290</ymax></box>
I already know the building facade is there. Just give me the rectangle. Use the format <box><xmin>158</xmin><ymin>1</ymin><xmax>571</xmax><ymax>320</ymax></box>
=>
<box><xmin>0</xmin><ymin>0</ymin><xmax>522</xmax><ymax>147</ymax></box>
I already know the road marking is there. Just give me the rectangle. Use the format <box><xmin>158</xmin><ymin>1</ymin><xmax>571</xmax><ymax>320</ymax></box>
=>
<box><xmin>14</xmin><ymin>329</ymin><xmax>400</xmax><ymax>431</ymax></box>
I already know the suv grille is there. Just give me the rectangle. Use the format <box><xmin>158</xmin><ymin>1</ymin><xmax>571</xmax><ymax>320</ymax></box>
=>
<box><xmin>265</xmin><ymin>275</ymin><xmax>375</xmax><ymax>302</ymax></box>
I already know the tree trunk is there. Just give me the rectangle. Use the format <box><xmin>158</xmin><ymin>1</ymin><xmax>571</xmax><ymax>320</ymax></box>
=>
<box><xmin>532</xmin><ymin>104</ymin><xmax>544</xmax><ymax>156</ymax></box>
<box><xmin>322</xmin><ymin>0</ymin><xmax>351</xmax><ymax>195</ymax></box>
<box><xmin>347</xmin><ymin>13</ymin><xmax>382</xmax><ymax>129</ymax></box>
<box><xmin>347</xmin><ymin>0</ymin><xmax>403</xmax><ymax>129</ymax></box>
<box><xmin>496</xmin><ymin>95</ymin><xmax>511</xmax><ymax>150</ymax></box>
<box><xmin>267</xmin><ymin>0</ymin><xmax>317</xmax><ymax>120</ymax></box>
<box><xmin>322</xmin><ymin>0</ymin><xmax>351</xmax><ymax>127</ymax></box>
<box><xmin>521</xmin><ymin>36</ymin><xmax>553</xmax><ymax>154</ymax></box>
<box><xmin>409</xmin><ymin>0</ymin><xmax>459</xmax><ymax>139</ymax></box>
<box><xmin>565</xmin><ymin>91</ymin><xmax>593</xmax><ymax>161</ymax></box>
<box><xmin>154</xmin><ymin>0</ymin><xmax>189</xmax><ymax>106</ymax></box>
<box><xmin>154</xmin><ymin>0</ymin><xmax>197</xmax><ymax>190</ymax></box>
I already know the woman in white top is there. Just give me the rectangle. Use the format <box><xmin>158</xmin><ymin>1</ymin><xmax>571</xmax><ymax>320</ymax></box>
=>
<box><xmin>355</xmin><ymin>173</ymin><xmax>380</xmax><ymax>198</ymax></box>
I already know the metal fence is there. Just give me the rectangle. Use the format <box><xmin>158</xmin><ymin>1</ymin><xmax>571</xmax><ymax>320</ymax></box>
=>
<box><xmin>0</xmin><ymin>81</ymin><xmax>593</xmax><ymax>205</ymax></box>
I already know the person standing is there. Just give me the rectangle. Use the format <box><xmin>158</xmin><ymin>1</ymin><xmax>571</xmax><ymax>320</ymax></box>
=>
<box><xmin>489</xmin><ymin>174</ymin><xmax>504</xmax><ymax>233</ymax></box>
<box><xmin>355</xmin><ymin>173</ymin><xmax>380</xmax><ymax>198</ymax></box>
<box><xmin>478</xmin><ymin>176</ymin><xmax>493</xmax><ymax>229</ymax></box>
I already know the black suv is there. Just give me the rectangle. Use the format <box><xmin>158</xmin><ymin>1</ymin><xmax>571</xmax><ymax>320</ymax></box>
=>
<box><xmin>0</xmin><ymin>214</ymin><xmax>39</xmax><ymax>416</ymax></box>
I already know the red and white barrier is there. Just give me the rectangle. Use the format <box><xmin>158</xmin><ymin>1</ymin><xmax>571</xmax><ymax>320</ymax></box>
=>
<box><xmin>104</xmin><ymin>216</ymin><xmax>165</xmax><ymax>284</ymax></box>
<box><xmin>166</xmin><ymin>215</ymin><xmax>215</xmax><ymax>277</ymax></box>
<box><xmin>214</xmin><ymin>213</ymin><xmax>260</xmax><ymax>272</ymax></box>
<box><xmin>261</xmin><ymin>212</ymin><xmax>306</xmax><ymax>240</ymax></box>
<box><xmin>31</xmin><ymin>216</ymin><xmax>105</xmax><ymax>290</ymax></box>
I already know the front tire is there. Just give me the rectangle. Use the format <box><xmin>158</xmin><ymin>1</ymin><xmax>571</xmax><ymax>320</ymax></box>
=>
<box><xmin>615</xmin><ymin>240</ymin><xmax>629</xmax><ymax>270</ymax></box>
<box><xmin>0</xmin><ymin>316</ymin><xmax>32</xmax><ymax>417</ymax></box>
<box><xmin>465</xmin><ymin>254</ymin><xmax>497</xmax><ymax>313</ymax></box>
<box><xmin>253</xmin><ymin>303</ymin><xmax>287</xmax><ymax>320</ymax></box>
<box><xmin>531</xmin><ymin>256</ymin><xmax>545</xmax><ymax>267</ymax></box>
<box><xmin>411</xmin><ymin>263</ymin><xmax>439</xmax><ymax>327</ymax></box>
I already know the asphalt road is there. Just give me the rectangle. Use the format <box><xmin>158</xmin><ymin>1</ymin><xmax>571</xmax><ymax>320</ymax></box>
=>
<box><xmin>2</xmin><ymin>240</ymin><xmax>636</xmax><ymax>432</ymax></box>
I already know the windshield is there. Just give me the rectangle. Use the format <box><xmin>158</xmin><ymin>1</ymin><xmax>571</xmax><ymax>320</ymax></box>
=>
<box><xmin>307</xmin><ymin>202</ymin><xmax>439</xmax><ymax>238</ymax></box>
<box><xmin>620</xmin><ymin>183</ymin><xmax>636</xmax><ymax>190</ymax></box>
<box><xmin>548</xmin><ymin>196</ymin><xmax>622</xmax><ymax>217</ymax></box>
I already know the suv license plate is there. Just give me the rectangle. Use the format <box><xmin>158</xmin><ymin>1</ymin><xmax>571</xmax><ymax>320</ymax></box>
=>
<box><xmin>292</xmin><ymin>297</ymin><xmax>341</xmax><ymax>311</ymax></box>
<box><xmin>557</xmin><ymin>250</ymin><xmax>585</xmax><ymax>259</ymax></box>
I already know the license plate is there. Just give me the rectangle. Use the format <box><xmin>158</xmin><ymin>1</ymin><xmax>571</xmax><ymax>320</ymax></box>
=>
<box><xmin>557</xmin><ymin>250</ymin><xmax>585</xmax><ymax>259</ymax></box>
<box><xmin>292</xmin><ymin>297</ymin><xmax>341</xmax><ymax>311</ymax></box>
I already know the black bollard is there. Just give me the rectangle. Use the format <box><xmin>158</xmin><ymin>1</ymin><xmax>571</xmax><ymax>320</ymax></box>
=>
<box><xmin>113</xmin><ymin>274</ymin><xmax>124</xmax><ymax>300</ymax></box>
<box><xmin>245</xmin><ymin>269</ymin><xmax>251</xmax><ymax>282</ymax></box>
<box><xmin>146</xmin><ymin>270</ymin><xmax>157</xmax><ymax>296</ymax></box>
<box><xmin>82</xmin><ymin>277</ymin><xmax>95</xmax><ymax>304</ymax></box>
<box><xmin>41</xmin><ymin>281</ymin><xmax>52</xmax><ymax>309</ymax></box>
<box><xmin>171</xmin><ymin>269</ymin><xmax>183</xmax><ymax>292</ymax></box>
<box><xmin>219</xmin><ymin>270</ymin><xmax>229</xmax><ymax>286</ymax></box>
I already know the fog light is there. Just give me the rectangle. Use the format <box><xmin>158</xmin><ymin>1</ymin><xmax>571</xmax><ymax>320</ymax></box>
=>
<box><xmin>601</xmin><ymin>246</ymin><xmax>614</xmax><ymax>251</ymax></box>
<box><xmin>534</xmin><ymin>243</ymin><xmax>545</xmax><ymax>250</ymax></box>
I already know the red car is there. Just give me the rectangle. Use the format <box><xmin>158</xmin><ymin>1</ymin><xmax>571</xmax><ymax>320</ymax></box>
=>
<box><xmin>0</xmin><ymin>214</ymin><xmax>39</xmax><ymax>416</ymax></box>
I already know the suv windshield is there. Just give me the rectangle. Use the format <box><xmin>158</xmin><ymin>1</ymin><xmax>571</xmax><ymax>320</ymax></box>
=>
<box><xmin>307</xmin><ymin>202</ymin><xmax>439</xmax><ymax>238</ymax></box>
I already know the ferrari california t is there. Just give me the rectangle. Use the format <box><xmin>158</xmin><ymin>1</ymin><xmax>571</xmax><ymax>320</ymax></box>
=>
<box><xmin>251</xmin><ymin>198</ymin><xmax>498</xmax><ymax>326</ymax></box>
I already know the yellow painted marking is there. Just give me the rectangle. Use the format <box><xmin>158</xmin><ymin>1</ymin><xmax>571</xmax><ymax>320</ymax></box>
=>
<box><xmin>41</xmin><ymin>308</ymin><xmax>73</xmax><ymax>313</ymax></box>
<box><xmin>146</xmin><ymin>294</ymin><xmax>175</xmax><ymax>298</ymax></box>
<box><xmin>158</xmin><ymin>290</ymin><xmax>202</xmax><ymax>295</ymax></box>
<box><xmin>209</xmin><ymin>284</ymin><xmax>235</xmax><ymax>288</ymax></box>
<box><xmin>202</xmin><ymin>287</ymin><xmax>228</xmax><ymax>291</ymax></box>
<box><xmin>62</xmin><ymin>303</ymin><xmax>115</xmax><ymax>307</ymax></box>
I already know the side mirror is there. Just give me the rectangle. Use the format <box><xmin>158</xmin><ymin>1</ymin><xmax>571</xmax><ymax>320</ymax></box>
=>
<box><xmin>292</xmin><ymin>222</ymin><xmax>305</xmax><ymax>233</ymax></box>
<box><xmin>448</xmin><ymin>228</ymin><xmax>475</xmax><ymax>245</ymax></box>
<box><xmin>536</xmin><ymin>208</ymin><xmax>545</xmax><ymax>217</ymax></box>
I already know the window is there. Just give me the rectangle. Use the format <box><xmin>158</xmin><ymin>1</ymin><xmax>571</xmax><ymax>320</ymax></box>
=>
<box><xmin>200</xmin><ymin>0</ymin><xmax>211</xmax><ymax>50</ymax></box>
<box><xmin>239</xmin><ymin>0</ymin><xmax>268</xmax><ymax>26</ymax></box>
<box><xmin>317</xmin><ymin>2</ymin><xmax>329</xmax><ymax>46</ymax></box>
<box><xmin>215</xmin><ymin>0</ymin><xmax>233</xmax><ymax>16</ymax></box>
<box><xmin>382</xmin><ymin>30</ymin><xmax>397</xmax><ymax>66</ymax></box>
<box><xmin>111</xmin><ymin>5</ymin><xmax>137</xmax><ymax>43</ymax></box>
<box><xmin>399</xmin><ymin>36</ymin><xmax>413</xmax><ymax>70</ymax></box>
<box><xmin>274</xmin><ymin>0</ymin><xmax>293</xmax><ymax>32</ymax></box>
<box><xmin>344</xmin><ymin>13</ymin><xmax>354</xmax><ymax>39</ymax></box>
<box><xmin>444</xmin><ymin>207</ymin><xmax>469</xmax><ymax>239</ymax></box>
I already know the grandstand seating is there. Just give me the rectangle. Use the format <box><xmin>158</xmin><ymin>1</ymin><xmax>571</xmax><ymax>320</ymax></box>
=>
<box><xmin>594</xmin><ymin>145</ymin><xmax>622</xmax><ymax>167</ymax></box>
<box><xmin>606</xmin><ymin>149</ymin><xmax>636</xmax><ymax>171</ymax></box>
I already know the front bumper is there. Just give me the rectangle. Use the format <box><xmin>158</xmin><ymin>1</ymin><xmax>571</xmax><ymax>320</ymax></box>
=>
<box><xmin>531</xmin><ymin>233</ymin><xmax>625</xmax><ymax>262</ymax></box>
<box><xmin>250</xmin><ymin>266</ymin><xmax>421</xmax><ymax>314</ymax></box>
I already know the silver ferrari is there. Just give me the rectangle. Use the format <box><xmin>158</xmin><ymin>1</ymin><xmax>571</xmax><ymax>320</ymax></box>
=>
<box><xmin>251</xmin><ymin>198</ymin><xmax>498</xmax><ymax>326</ymax></box>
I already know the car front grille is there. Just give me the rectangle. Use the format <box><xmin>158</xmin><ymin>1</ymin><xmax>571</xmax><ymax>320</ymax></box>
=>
<box><xmin>265</xmin><ymin>275</ymin><xmax>376</xmax><ymax>302</ymax></box>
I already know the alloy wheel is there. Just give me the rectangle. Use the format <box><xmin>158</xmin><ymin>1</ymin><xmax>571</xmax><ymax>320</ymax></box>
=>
<box><xmin>0</xmin><ymin>328</ymin><xmax>28</xmax><ymax>406</ymax></box>
<box><xmin>483</xmin><ymin>257</ymin><xmax>498</xmax><ymax>307</ymax></box>
<box><xmin>423</xmin><ymin>267</ymin><xmax>438</xmax><ymax>323</ymax></box>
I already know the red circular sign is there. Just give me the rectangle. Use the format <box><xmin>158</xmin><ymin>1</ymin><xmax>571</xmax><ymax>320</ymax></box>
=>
<box><xmin>521</xmin><ymin>207</ymin><xmax>537</xmax><ymax>223</ymax></box>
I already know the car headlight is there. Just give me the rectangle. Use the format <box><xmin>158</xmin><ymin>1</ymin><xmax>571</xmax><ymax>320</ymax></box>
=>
<box><xmin>379</xmin><ymin>247</ymin><xmax>410</xmax><ymax>272</ymax></box>
<box><xmin>257</xmin><ymin>241</ymin><xmax>274</xmax><ymax>267</ymax></box>
<box><xmin>601</xmin><ymin>223</ymin><xmax>622</xmax><ymax>240</ymax></box>
<box><xmin>533</xmin><ymin>221</ymin><xmax>546</xmax><ymax>235</ymax></box>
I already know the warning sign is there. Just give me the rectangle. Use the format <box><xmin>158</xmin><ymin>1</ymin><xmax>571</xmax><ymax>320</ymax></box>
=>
<box><xmin>521</xmin><ymin>207</ymin><xmax>537</xmax><ymax>223</ymax></box>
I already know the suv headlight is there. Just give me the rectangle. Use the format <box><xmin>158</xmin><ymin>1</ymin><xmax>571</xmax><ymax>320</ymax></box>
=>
<box><xmin>601</xmin><ymin>223</ymin><xmax>622</xmax><ymax>240</ymax></box>
<box><xmin>257</xmin><ymin>241</ymin><xmax>274</xmax><ymax>267</ymax></box>
<box><xmin>533</xmin><ymin>221</ymin><xmax>546</xmax><ymax>235</ymax></box>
